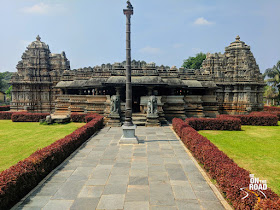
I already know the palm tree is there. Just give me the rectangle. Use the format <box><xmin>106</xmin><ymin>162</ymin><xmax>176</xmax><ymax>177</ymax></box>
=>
<box><xmin>264</xmin><ymin>61</ymin><xmax>280</xmax><ymax>88</ymax></box>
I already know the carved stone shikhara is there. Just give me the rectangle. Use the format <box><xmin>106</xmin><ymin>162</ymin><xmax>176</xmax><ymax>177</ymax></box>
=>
<box><xmin>10</xmin><ymin>36</ymin><xmax>265</xmax><ymax>125</ymax></box>
<box><xmin>10</xmin><ymin>35</ymin><xmax>70</xmax><ymax>113</ymax></box>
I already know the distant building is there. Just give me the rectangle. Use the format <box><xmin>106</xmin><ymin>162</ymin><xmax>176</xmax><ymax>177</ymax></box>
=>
<box><xmin>10</xmin><ymin>35</ymin><xmax>265</xmax><ymax>125</ymax></box>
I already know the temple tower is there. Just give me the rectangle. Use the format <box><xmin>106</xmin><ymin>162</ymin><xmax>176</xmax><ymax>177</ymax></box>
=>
<box><xmin>11</xmin><ymin>35</ymin><xmax>70</xmax><ymax>112</ymax></box>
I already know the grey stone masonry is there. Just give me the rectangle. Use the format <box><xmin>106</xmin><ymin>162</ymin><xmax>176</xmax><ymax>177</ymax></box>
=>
<box><xmin>15</xmin><ymin>127</ymin><xmax>225</xmax><ymax>210</ymax></box>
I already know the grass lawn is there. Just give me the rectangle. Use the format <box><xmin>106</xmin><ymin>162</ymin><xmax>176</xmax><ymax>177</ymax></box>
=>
<box><xmin>199</xmin><ymin>123</ymin><xmax>280</xmax><ymax>195</ymax></box>
<box><xmin>0</xmin><ymin>120</ymin><xmax>85</xmax><ymax>172</ymax></box>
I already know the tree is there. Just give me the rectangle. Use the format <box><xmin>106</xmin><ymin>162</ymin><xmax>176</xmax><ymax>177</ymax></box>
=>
<box><xmin>263</xmin><ymin>60</ymin><xmax>280</xmax><ymax>104</ymax></box>
<box><xmin>5</xmin><ymin>86</ymin><xmax>12</xmax><ymax>101</ymax></box>
<box><xmin>0</xmin><ymin>71</ymin><xmax>13</xmax><ymax>92</ymax></box>
<box><xmin>0</xmin><ymin>73</ymin><xmax>4</xmax><ymax>91</ymax></box>
<box><xmin>263</xmin><ymin>61</ymin><xmax>280</xmax><ymax>90</ymax></box>
<box><xmin>264</xmin><ymin>85</ymin><xmax>278</xmax><ymax>105</ymax></box>
<box><xmin>182</xmin><ymin>52</ymin><xmax>206</xmax><ymax>69</ymax></box>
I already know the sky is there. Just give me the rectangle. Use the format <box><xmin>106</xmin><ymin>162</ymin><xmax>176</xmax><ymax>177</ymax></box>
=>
<box><xmin>0</xmin><ymin>0</ymin><xmax>279</xmax><ymax>73</ymax></box>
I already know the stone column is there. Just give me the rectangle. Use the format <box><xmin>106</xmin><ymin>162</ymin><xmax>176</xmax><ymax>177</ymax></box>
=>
<box><xmin>120</xmin><ymin>1</ymin><xmax>138</xmax><ymax>144</ymax></box>
<box><xmin>123</xmin><ymin>5</ymin><xmax>133</xmax><ymax>126</ymax></box>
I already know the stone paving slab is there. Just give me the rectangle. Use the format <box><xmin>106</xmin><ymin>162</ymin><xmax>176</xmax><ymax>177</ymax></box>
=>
<box><xmin>15</xmin><ymin>126</ymin><xmax>225</xmax><ymax>210</ymax></box>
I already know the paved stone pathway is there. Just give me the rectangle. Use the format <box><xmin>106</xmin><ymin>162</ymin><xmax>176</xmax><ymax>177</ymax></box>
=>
<box><xmin>16</xmin><ymin>126</ymin><xmax>225</xmax><ymax>210</ymax></box>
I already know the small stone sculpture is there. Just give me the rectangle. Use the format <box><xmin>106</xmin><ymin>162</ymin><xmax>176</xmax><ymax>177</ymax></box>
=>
<box><xmin>46</xmin><ymin>115</ymin><xmax>52</xmax><ymax>124</ymax></box>
<box><xmin>147</xmin><ymin>96</ymin><xmax>158</xmax><ymax>116</ymax></box>
<box><xmin>127</xmin><ymin>0</ymin><xmax>133</xmax><ymax>10</ymax></box>
<box><xmin>110</xmin><ymin>95</ymin><xmax>121</xmax><ymax>114</ymax></box>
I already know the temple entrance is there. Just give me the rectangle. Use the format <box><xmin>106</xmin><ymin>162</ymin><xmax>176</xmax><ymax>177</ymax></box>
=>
<box><xmin>132</xmin><ymin>86</ymin><xmax>146</xmax><ymax>113</ymax></box>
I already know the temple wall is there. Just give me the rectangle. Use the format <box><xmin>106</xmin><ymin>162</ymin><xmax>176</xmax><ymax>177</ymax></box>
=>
<box><xmin>54</xmin><ymin>95</ymin><xmax>110</xmax><ymax>115</ymax></box>
<box><xmin>216</xmin><ymin>84</ymin><xmax>264</xmax><ymax>114</ymax></box>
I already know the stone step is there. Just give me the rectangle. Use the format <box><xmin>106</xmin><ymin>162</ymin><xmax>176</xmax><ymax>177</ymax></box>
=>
<box><xmin>133</xmin><ymin>121</ymin><xmax>146</xmax><ymax>126</ymax></box>
<box><xmin>121</xmin><ymin>117</ymin><xmax>146</xmax><ymax>122</ymax></box>
<box><xmin>132</xmin><ymin>113</ymin><xmax>146</xmax><ymax>117</ymax></box>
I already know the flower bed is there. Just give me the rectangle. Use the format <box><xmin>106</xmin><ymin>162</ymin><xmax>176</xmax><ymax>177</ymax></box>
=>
<box><xmin>186</xmin><ymin>117</ymin><xmax>241</xmax><ymax>131</ymax></box>
<box><xmin>0</xmin><ymin>106</ymin><xmax>10</xmax><ymax>111</ymax></box>
<box><xmin>172</xmin><ymin>118</ymin><xmax>280</xmax><ymax>209</ymax></box>
<box><xmin>11</xmin><ymin>112</ymin><xmax>49</xmax><ymax>122</ymax></box>
<box><xmin>219</xmin><ymin>112</ymin><xmax>278</xmax><ymax>126</ymax></box>
<box><xmin>0</xmin><ymin>114</ymin><xmax>103</xmax><ymax>209</ymax></box>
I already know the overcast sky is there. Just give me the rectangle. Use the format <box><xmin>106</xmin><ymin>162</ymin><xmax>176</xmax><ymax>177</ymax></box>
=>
<box><xmin>0</xmin><ymin>0</ymin><xmax>279</xmax><ymax>73</ymax></box>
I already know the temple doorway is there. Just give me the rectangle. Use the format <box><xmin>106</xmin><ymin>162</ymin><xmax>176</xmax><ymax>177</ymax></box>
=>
<box><xmin>132</xmin><ymin>86</ymin><xmax>146</xmax><ymax>113</ymax></box>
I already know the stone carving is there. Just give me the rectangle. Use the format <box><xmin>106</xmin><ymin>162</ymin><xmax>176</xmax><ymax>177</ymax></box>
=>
<box><xmin>127</xmin><ymin>1</ymin><xmax>133</xmax><ymax>10</ymax></box>
<box><xmin>110</xmin><ymin>95</ymin><xmax>121</xmax><ymax>114</ymax></box>
<box><xmin>147</xmin><ymin>96</ymin><xmax>158</xmax><ymax>116</ymax></box>
<box><xmin>46</xmin><ymin>115</ymin><xmax>52</xmax><ymax>124</ymax></box>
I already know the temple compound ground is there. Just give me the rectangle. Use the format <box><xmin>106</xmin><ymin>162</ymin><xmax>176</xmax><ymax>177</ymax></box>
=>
<box><xmin>14</xmin><ymin>127</ymin><xmax>226</xmax><ymax>210</ymax></box>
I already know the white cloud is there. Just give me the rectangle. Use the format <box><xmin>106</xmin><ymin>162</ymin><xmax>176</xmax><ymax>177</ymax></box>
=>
<box><xmin>194</xmin><ymin>17</ymin><xmax>214</xmax><ymax>25</ymax></box>
<box><xmin>172</xmin><ymin>43</ymin><xmax>184</xmax><ymax>49</ymax></box>
<box><xmin>139</xmin><ymin>46</ymin><xmax>162</xmax><ymax>54</ymax></box>
<box><xmin>21</xmin><ymin>3</ymin><xmax>65</xmax><ymax>15</ymax></box>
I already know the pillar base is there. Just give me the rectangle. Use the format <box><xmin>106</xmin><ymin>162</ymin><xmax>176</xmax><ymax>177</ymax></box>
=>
<box><xmin>119</xmin><ymin>124</ymin><xmax>139</xmax><ymax>144</ymax></box>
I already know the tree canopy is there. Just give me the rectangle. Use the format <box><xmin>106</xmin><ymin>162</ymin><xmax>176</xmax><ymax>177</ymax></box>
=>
<box><xmin>0</xmin><ymin>72</ymin><xmax>13</xmax><ymax>92</ymax></box>
<box><xmin>263</xmin><ymin>60</ymin><xmax>280</xmax><ymax>89</ymax></box>
<box><xmin>263</xmin><ymin>60</ymin><xmax>280</xmax><ymax>104</ymax></box>
<box><xmin>182</xmin><ymin>52</ymin><xmax>206</xmax><ymax>69</ymax></box>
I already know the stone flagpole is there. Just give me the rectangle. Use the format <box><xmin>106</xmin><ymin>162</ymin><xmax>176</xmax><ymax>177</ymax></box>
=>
<box><xmin>120</xmin><ymin>0</ymin><xmax>139</xmax><ymax>144</ymax></box>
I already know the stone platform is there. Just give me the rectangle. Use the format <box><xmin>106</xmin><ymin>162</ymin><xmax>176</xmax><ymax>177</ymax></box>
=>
<box><xmin>14</xmin><ymin>127</ymin><xmax>226</xmax><ymax>210</ymax></box>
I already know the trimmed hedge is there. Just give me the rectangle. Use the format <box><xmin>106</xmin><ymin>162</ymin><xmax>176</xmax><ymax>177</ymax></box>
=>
<box><xmin>71</xmin><ymin>113</ymin><xmax>102</xmax><ymax>123</ymax></box>
<box><xmin>219</xmin><ymin>113</ymin><xmax>278</xmax><ymax>126</ymax></box>
<box><xmin>70</xmin><ymin>113</ymin><xmax>88</xmax><ymax>122</ymax></box>
<box><xmin>11</xmin><ymin>112</ymin><xmax>49</xmax><ymax>122</ymax></box>
<box><xmin>263</xmin><ymin>106</ymin><xmax>280</xmax><ymax>112</ymax></box>
<box><xmin>0</xmin><ymin>112</ymin><xmax>15</xmax><ymax>120</ymax></box>
<box><xmin>85</xmin><ymin>113</ymin><xmax>100</xmax><ymax>123</ymax></box>
<box><xmin>260</xmin><ymin>110</ymin><xmax>280</xmax><ymax>121</ymax></box>
<box><xmin>0</xmin><ymin>114</ymin><xmax>104</xmax><ymax>209</ymax></box>
<box><xmin>0</xmin><ymin>112</ymin><xmax>101</xmax><ymax>123</ymax></box>
<box><xmin>255</xmin><ymin>198</ymin><xmax>280</xmax><ymax>209</ymax></box>
<box><xmin>186</xmin><ymin>117</ymin><xmax>241</xmax><ymax>131</ymax></box>
<box><xmin>172</xmin><ymin>118</ymin><xmax>280</xmax><ymax>209</ymax></box>
<box><xmin>0</xmin><ymin>106</ymin><xmax>10</xmax><ymax>111</ymax></box>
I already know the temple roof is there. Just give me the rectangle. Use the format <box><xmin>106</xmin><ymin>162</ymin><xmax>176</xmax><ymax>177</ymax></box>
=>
<box><xmin>105</xmin><ymin>76</ymin><xmax>166</xmax><ymax>85</ymax></box>
<box><xmin>27</xmin><ymin>35</ymin><xmax>49</xmax><ymax>50</ymax></box>
<box><xmin>55</xmin><ymin>76</ymin><xmax>205</xmax><ymax>88</ymax></box>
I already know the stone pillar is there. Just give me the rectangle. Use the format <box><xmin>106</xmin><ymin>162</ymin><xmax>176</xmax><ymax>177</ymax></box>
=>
<box><xmin>120</xmin><ymin>1</ymin><xmax>138</xmax><ymax>144</ymax></box>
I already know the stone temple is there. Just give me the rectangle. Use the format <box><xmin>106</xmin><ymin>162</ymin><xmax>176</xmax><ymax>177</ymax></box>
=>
<box><xmin>10</xmin><ymin>35</ymin><xmax>265</xmax><ymax>126</ymax></box>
